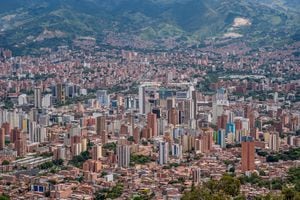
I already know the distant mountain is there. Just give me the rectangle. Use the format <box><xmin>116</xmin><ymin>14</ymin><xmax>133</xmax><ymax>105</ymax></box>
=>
<box><xmin>0</xmin><ymin>0</ymin><xmax>299</xmax><ymax>54</ymax></box>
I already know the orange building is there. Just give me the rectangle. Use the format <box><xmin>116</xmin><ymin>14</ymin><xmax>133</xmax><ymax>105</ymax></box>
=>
<box><xmin>147</xmin><ymin>112</ymin><xmax>157</xmax><ymax>137</ymax></box>
<box><xmin>241</xmin><ymin>139</ymin><xmax>255</xmax><ymax>172</ymax></box>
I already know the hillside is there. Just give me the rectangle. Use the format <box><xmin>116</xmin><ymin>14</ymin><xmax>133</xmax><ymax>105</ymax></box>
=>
<box><xmin>0</xmin><ymin>0</ymin><xmax>299</xmax><ymax>54</ymax></box>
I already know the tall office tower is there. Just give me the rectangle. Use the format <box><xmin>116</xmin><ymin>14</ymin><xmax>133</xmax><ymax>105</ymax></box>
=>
<box><xmin>96</xmin><ymin>116</ymin><xmax>106</xmax><ymax>135</ymax></box>
<box><xmin>34</xmin><ymin>87</ymin><xmax>42</xmax><ymax>109</ymax></box>
<box><xmin>56</xmin><ymin>83</ymin><xmax>65</xmax><ymax>104</ymax></box>
<box><xmin>117</xmin><ymin>145</ymin><xmax>130</xmax><ymax>168</ymax></box>
<box><xmin>269</xmin><ymin>132</ymin><xmax>280</xmax><ymax>152</ymax></box>
<box><xmin>0</xmin><ymin>128</ymin><xmax>5</xmax><ymax>150</ymax></box>
<box><xmin>96</xmin><ymin>90</ymin><xmax>110</xmax><ymax>107</ymax></box>
<box><xmin>139</xmin><ymin>85</ymin><xmax>146</xmax><ymax>114</ymax></box>
<box><xmin>168</xmin><ymin>107</ymin><xmax>178</xmax><ymax>126</ymax></box>
<box><xmin>201</xmin><ymin>128</ymin><xmax>213</xmax><ymax>153</ymax></box>
<box><xmin>217</xmin><ymin>129</ymin><xmax>226</xmax><ymax>148</ymax></box>
<box><xmin>15</xmin><ymin>131</ymin><xmax>26</xmax><ymax>157</ymax></box>
<box><xmin>139</xmin><ymin>83</ymin><xmax>161</xmax><ymax>114</ymax></box>
<box><xmin>147</xmin><ymin>112</ymin><xmax>158</xmax><ymax>137</ymax></box>
<box><xmin>189</xmin><ymin>85</ymin><xmax>197</xmax><ymax>121</ymax></box>
<box><xmin>158</xmin><ymin>141</ymin><xmax>169</xmax><ymax>165</ymax></box>
<box><xmin>171</xmin><ymin>143</ymin><xmax>182</xmax><ymax>159</ymax></box>
<box><xmin>92</xmin><ymin>144</ymin><xmax>102</xmax><ymax>160</ymax></box>
<box><xmin>133</xmin><ymin>127</ymin><xmax>140</xmax><ymax>144</ymax></box>
<box><xmin>192</xmin><ymin>168</ymin><xmax>201</xmax><ymax>185</ymax></box>
<box><xmin>212</xmin><ymin>88</ymin><xmax>229</xmax><ymax>124</ymax></box>
<box><xmin>241</xmin><ymin>136</ymin><xmax>255</xmax><ymax>172</ymax></box>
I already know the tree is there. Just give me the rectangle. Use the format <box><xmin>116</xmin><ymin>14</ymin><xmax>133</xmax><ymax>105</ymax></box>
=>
<box><xmin>39</xmin><ymin>161</ymin><xmax>54</xmax><ymax>169</ymax></box>
<box><xmin>266</xmin><ymin>155</ymin><xmax>279</xmax><ymax>162</ymax></box>
<box><xmin>52</xmin><ymin>159</ymin><xmax>64</xmax><ymax>166</ymax></box>
<box><xmin>0</xmin><ymin>194</ymin><xmax>10</xmax><ymax>200</ymax></box>
<box><xmin>130</xmin><ymin>154</ymin><xmax>151</xmax><ymax>165</ymax></box>
<box><xmin>69</xmin><ymin>151</ymin><xmax>91</xmax><ymax>168</ymax></box>
<box><xmin>127</xmin><ymin>136</ymin><xmax>135</xmax><ymax>142</ymax></box>
<box><xmin>2</xmin><ymin>160</ymin><xmax>9</xmax><ymax>165</ymax></box>
<box><xmin>287</xmin><ymin>167</ymin><xmax>300</xmax><ymax>192</ymax></box>
<box><xmin>218</xmin><ymin>175</ymin><xmax>240</xmax><ymax>197</ymax></box>
<box><xmin>182</xmin><ymin>175</ymin><xmax>241</xmax><ymax>200</ymax></box>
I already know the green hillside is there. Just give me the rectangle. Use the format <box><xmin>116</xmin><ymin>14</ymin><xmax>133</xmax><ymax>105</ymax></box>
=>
<box><xmin>0</xmin><ymin>0</ymin><xmax>299</xmax><ymax>54</ymax></box>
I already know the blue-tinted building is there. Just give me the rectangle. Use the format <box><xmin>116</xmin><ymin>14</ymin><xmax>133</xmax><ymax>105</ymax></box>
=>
<box><xmin>226</xmin><ymin>122</ymin><xmax>236</xmax><ymax>136</ymax></box>
<box><xmin>217</xmin><ymin>129</ymin><xmax>226</xmax><ymax>148</ymax></box>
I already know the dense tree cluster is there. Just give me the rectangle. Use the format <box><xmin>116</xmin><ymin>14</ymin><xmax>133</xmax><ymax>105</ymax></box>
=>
<box><xmin>69</xmin><ymin>151</ymin><xmax>91</xmax><ymax>168</ymax></box>
<box><xmin>257</xmin><ymin>148</ymin><xmax>300</xmax><ymax>163</ymax></box>
<box><xmin>95</xmin><ymin>184</ymin><xmax>123</xmax><ymax>200</ymax></box>
<box><xmin>183</xmin><ymin>168</ymin><xmax>300</xmax><ymax>200</ymax></box>
<box><xmin>182</xmin><ymin>175</ymin><xmax>242</xmax><ymax>200</ymax></box>
<box><xmin>130</xmin><ymin>154</ymin><xmax>152</xmax><ymax>165</ymax></box>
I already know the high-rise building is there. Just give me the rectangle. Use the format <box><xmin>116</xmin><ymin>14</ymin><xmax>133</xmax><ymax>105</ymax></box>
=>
<box><xmin>217</xmin><ymin>114</ymin><xmax>228</xmax><ymax>130</ymax></box>
<box><xmin>42</xmin><ymin>94</ymin><xmax>52</xmax><ymax>108</ymax></box>
<box><xmin>138</xmin><ymin>83</ymin><xmax>160</xmax><ymax>114</ymax></box>
<box><xmin>56</xmin><ymin>83</ymin><xmax>65</xmax><ymax>104</ymax></box>
<box><xmin>241</xmin><ymin>136</ymin><xmax>255</xmax><ymax>172</ymax></box>
<box><xmin>34</xmin><ymin>87</ymin><xmax>42</xmax><ymax>109</ymax></box>
<box><xmin>133</xmin><ymin>127</ymin><xmax>140</xmax><ymax>144</ymax></box>
<box><xmin>226</xmin><ymin>122</ymin><xmax>236</xmax><ymax>136</ymax></box>
<box><xmin>0</xmin><ymin>128</ymin><xmax>5</xmax><ymax>150</ymax></box>
<box><xmin>181</xmin><ymin>134</ymin><xmax>195</xmax><ymax>153</ymax></box>
<box><xmin>18</xmin><ymin>94</ymin><xmax>27</xmax><ymax>106</ymax></box>
<box><xmin>158</xmin><ymin>141</ymin><xmax>169</xmax><ymax>165</ymax></box>
<box><xmin>192</xmin><ymin>168</ymin><xmax>201</xmax><ymax>185</ymax></box>
<box><xmin>101</xmin><ymin>130</ymin><xmax>108</xmax><ymax>145</ymax></box>
<box><xmin>2</xmin><ymin>122</ymin><xmax>10</xmax><ymax>136</ymax></box>
<box><xmin>92</xmin><ymin>144</ymin><xmax>102</xmax><ymax>160</ymax></box>
<box><xmin>141</xmin><ymin>126</ymin><xmax>152</xmax><ymax>139</ymax></box>
<box><xmin>96</xmin><ymin>116</ymin><xmax>106</xmax><ymax>135</ymax></box>
<box><xmin>14</xmin><ymin>130</ymin><xmax>26</xmax><ymax>157</ymax></box>
<box><xmin>11</xmin><ymin>127</ymin><xmax>20</xmax><ymax>143</ymax></box>
<box><xmin>147</xmin><ymin>112</ymin><xmax>157</xmax><ymax>137</ymax></box>
<box><xmin>171</xmin><ymin>143</ymin><xmax>182</xmax><ymax>159</ymax></box>
<box><xmin>269</xmin><ymin>132</ymin><xmax>280</xmax><ymax>152</ymax></box>
<box><xmin>201</xmin><ymin>128</ymin><xmax>213</xmax><ymax>153</ymax></box>
<box><xmin>168</xmin><ymin>107</ymin><xmax>178</xmax><ymax>126</ymax></box>
<box><xmin>117</xmin><ymin>145</ymin><xmax>130</xmax><ymax>168</ymax></box>
<box><xmin>71</xmin><ymin>135</ymin><xmax>82</xmax><ymax>157</ymax></box>
<box><xmin>217</xmin><ymin>129</ymin><xmax>226</xmax><ymax>148</ymax></box>
<box><xmin>96</xmin><ymin>90</ymin><xmax>110</xmax><ymax>107</ymax></box>
<box><xmin>212</xmin><ymin>88</ymin><xmax>229</xmax><ymax>124</ymax></box>
<box><xmin>29</xmin><ymin>122</ymin><xmax>46</xmax><ymax>143</ymax></box>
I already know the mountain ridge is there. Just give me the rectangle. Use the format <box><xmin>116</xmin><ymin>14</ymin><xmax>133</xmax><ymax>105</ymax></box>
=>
<box><xmin>0</xmin><ymin>0</ymin><xmax>299</xmax><ymax>54</ymax></box>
